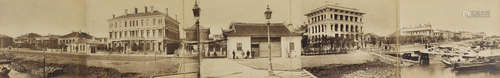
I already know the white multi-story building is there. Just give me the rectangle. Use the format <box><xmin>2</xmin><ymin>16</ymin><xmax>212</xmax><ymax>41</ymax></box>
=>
<box><xmin>304</xmin><ymin>4</ymin><xmax>366</xmax><ymax>52</ymax></box>
<box><xmin>107</xmin><ymin>6</ymin><xmax>180</xmax><ymax>55</ymax></box>
<box><xmin>400</xmin><ymin>24</ymin><xmax>435</xmax><ymax>36</ymax></box>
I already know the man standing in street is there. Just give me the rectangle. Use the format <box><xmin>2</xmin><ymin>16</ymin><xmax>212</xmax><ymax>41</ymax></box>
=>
<box><xmin>232</xmin><ymin>50</ymin><xmax>236</xmax><ymax>59</ymax></box>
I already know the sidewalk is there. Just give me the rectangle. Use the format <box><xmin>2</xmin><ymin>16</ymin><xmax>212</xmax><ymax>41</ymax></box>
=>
<box><xmin>201</xmin><ymin>58</ymin><xmax>302</xmax><ymax>78</ymax></box>
<box><xmin>234</xmin><ymin>58</ymin><xmax>301</xmax><ymax>71</ymax></box>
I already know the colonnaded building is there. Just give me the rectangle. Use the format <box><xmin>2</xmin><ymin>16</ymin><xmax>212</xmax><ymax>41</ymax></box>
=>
<box><xmin>304</xmin><ymin>4</ymin><xmax>366</xmax><ymax>53</ymax></box>
<box><xmin>107</xmin><ymin>6</ymin><xmax>180</xmax><ymax>55</ymax></box>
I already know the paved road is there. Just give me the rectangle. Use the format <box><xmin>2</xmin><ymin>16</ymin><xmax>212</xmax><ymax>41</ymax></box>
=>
<box><xmin>201</xmin><ymin>58</ymin><xmax>302</xmax><ymax>78</ymax></box>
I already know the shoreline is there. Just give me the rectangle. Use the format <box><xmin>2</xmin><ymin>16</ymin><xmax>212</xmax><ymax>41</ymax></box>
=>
<box><xmin>304</xmin><ymin>59</ymin><xmax>398</xmax><ymax>78</ymax></box>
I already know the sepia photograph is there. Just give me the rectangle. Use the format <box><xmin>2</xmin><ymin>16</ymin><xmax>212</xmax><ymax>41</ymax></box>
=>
<box><xmin>0</xmin><ymin>0</ymin><xmax>499</xmax><ymax>78</ymax></box>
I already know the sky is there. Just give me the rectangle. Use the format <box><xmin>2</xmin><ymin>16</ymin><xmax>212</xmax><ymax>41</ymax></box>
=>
<box><xmin>400</xmin><ymin>0</ymin><xmax>500</xmax><ymax>35</ymax></box>
<box><xmin>0</xmin><ymin>0</ymin><xmax>86</xmax><ymax>37</ymax></box>
<box><xmin>85</xmin><ymin>0</ymin><xmax>301</xmax><ymax>38</ymax></box>
<box><xmin>0</xmin><ymin>0</ymin><xmax>401</xmax><ymax>37</ymax></box>
<box><xmin>1</xmin><ymin>0</ymin><xmax>497</xmax><ymax>38</ymax></box>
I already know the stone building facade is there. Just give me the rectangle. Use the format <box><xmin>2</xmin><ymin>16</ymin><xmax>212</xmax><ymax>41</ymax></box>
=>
<box><xmin>224</xmin><ymin>22</ymin><xmax>302</xmax><ymax>59</ymax></box>
<box><xmin>0</xmin><ymin>34</ymin><xmax>13</xmax><ymax>48</ymax></box>
<box><xmin>304</xmin><ymin>4</ymin><xmax>366</xmax><ymax>53</ymax></box>
<box><xmin>107</xmin><ymin>6</ymin><xmax>180</xmax><ymax>55</ymax></box>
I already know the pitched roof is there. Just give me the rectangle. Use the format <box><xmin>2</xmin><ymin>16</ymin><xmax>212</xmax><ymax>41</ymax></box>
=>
<box><xmin>225</xmin><ymin>22</ymin><xmax>301</xmax><ymax>36</ymax></box>
<box><xmin>0</xmin><ymin>34</ymin><xmax>11</xmax><ymax>38</ymax></box>
<box><xmin>17</xmin><ymin>33</ymin><xmax>42</xmax><ymax>39</ymax></box>
<box><xmin>62</xmin><ymin>32</ymin><xmax>93</xmax><ymax>39</ymax></box>
<box><xmin>44</xmin><ymin>35</ymin><xmax>62</xmax><ymax>38</ymax></box>
<box><xmin>114</xmin><ymin>11</ymin><xmax>165</xmax><ymax>19</ymax></box>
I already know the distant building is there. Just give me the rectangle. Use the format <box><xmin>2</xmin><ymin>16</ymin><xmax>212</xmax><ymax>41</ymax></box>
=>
<box><xmin>455</xmin><ymin>31</ymin><xmax>474</xmax><ymax>39</ymax></box>
<box><xmin>14</xmin><ymin>33</ymin><xmax>42</xmax><ymax>48</ymax></box>
<box><xmin>107</xmin><ymin>6</ymin><xmax>180</xmax><ymax>55</ymax></box>
<box><xmin>304</xmin><ymin>4</ymin><xmax>366</xmax><ymax>52</ymax></box>
<box><xmin>0</xmin><ymin>34</ymin><xmax>13</xmax><ymax>48</ymax></box>
<box><xmin>35</xmin><ymin>35</ymin><xmax>62</xmax><ymax>50</ymax></box>
<box><xmin>60</xmin><ymin>32</ymin><xmax>104</xmax><ymax>54</ymax></box>
<box><xmin>432</xmin><ymin>30</ymin><xmax>455</xmax><ymax>39</ymax></box>
<box><xmin>401</xmin><ymin>24</ymin><xmax>434</xmax><ymax>36</ymax></box>
<box><xmin>183</xmin><ymin>25</ymin><xmax>209</xmax><ymax>56</ymax></box>
<box><xmin>224</xmin><ymin>22</ymin><xmax>302</xmax><ymax>59</ymax></box>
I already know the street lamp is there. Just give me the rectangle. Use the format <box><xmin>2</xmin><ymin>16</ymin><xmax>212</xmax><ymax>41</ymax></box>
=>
<box><xmin>192</xmin><ymin>0</ymin><xmax>201</xmax><ymax>58</ymax></box>
<box><xmin>192</xmin><ymin>0</ymin><xmax>201</xmax><ymax>77</ymax></box>
<box><xmin>264</xmin><ymin>4</ymin><xmax>274</xmax><ymax>76</ymax></box>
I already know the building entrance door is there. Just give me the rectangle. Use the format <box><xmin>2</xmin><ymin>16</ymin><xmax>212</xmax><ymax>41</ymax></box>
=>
<box><xmin>251</xmin><ymin>44</ymin><xmax>260</xmax><ymax>57</ymax></box>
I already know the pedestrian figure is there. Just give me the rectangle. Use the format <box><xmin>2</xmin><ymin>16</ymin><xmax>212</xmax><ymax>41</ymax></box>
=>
<box><xmin>232</xmin><ymin>50</ymin><xmax>236</xmax><ymax>59</ymax></box>
<box><xmin>214</xmin><ymin>51</ymin><xmax>217</xmax><ymax>56</ymax></box>
<box><xmin>246</xmin><ymin>50</ymin><xmax>250</xmax><ymax>59</ymax></box>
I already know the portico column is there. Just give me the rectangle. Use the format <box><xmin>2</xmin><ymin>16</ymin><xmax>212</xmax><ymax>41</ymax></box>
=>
<box><xmin>159</xmin><ymin>42</ymin><xmax>164</xmax><ymax>53</ymax></box>
<box><xmin>150</xmin><ymin>41</ymin><xmax>154</xmax><ymax>51</ymax></box>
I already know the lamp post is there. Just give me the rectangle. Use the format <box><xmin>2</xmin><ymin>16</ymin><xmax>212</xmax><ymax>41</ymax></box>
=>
<box><xmin>264</xmin><ymin>4</ymin><xmax>274</xmax><ymax>76</ymax></box>
<box><xmin>192</xmin><ymin>0</ymin><xmax>201</xmax><ymax>57</ymax></box>
<box><xmin>192</xmin><ymin>0</ymin><xmax>201</xmax><ymax>77</ymax></box>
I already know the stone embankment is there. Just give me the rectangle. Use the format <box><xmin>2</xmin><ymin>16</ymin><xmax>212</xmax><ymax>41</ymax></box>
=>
<box><xmin>9</xmin><ymin>60</ymin><xmax>126</xmax><ymax>78</ymax></box>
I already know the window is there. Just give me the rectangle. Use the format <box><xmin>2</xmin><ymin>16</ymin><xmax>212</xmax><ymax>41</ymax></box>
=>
<box><xmin>290</xmin><ymin>42</ymin><xmax>295</xmax><ymax>51</ymax></box>
<box><xmin>124</xmin><ymin>21</ymin><xmax>127</xmax><ymax>27</ymax></box>
<box><xmin>330</xmin><ymin>24</ymin><xmax>333</xmax><ymax>31</ymax></box>
<box><xmin>141</xmin><ymin>30</ymin><xmax>144</xmax><ymax>37</ymax></box>
<box><xmin>334</xmin><ymin>14</ymin><xmax>338</xmax><ymax>20</ymax></box>
<box><xmin>355</xmin><ymin>17</ymin><xmax>358</xmax><ymax>22</ymax></box>
<box><xmin>152</xmin><ymin>30</ymin><xmax>156</xmax><ymax>37</ymax></box>
<box><xmin>345</xmin><ymin>16</ymin><xmax>348</xmax><ymax>21</ymax></box>
<box><xmin>355</xmin><ymin>25</ymin><xmax>359</xmax><ymax>32</ymax></box>
<box><xmin>350</xmin><ymin>16</ymin><xmax>353</xmax><ymax>22</ymax></box>
<box><xmin>130</xmin><ymin>31</ymin><xmax>134</xmax><ymax>37</ymax></box>
<box><xmin>350</xmin><ymin>25</ymin><xmax>354</xmax><ymax>32</ymax></box>
<box><xmin>340</xmin><ymin>24</ymin><xmax>343</xmax><ymax>32</ymax></box>
<box><xmin>124</xmin><ymin>31</ymin><xmax>128</xmax><ymax>37</ymax></box>
<box><xmin>339</xmin><ymin>15</ymin><xmax>343</xmax><ymax>20</ymax></box>
<box><xmin>109</xmin><ymin>32</ymin><xmax>113</xmax><ymax>39</ymax></box>
<box><xmin>345</xmin><ymin>25</ymin><xmax>349</xmax><ymax>32</ymax></box>
<box><xmin>335</xmin><ymin>24</ymin><xmax>338</xmax><ymax>31</ymax></box>
<box><xmin>322</xmin><ymin>25</ymin><xmax>325</xmax><ymax>32</ymax></box>
<box><xmin>141</xmin><ymin>20</ymin><xmax>144</xmax><ymax>26</ymax></box>
<box><xmin>153</xmin><ymin>19</ymin><xmax>156</xmax><ymax>25</ymax></box>
<box><xmin>147</xmin><ymin>30</ymin><xmax>150</xmax><ymax>37</ymax></box>
<box><xmin>237</xmin><ymin>43</ymin><xmax>242</xmax><ymax>51</ymax></box>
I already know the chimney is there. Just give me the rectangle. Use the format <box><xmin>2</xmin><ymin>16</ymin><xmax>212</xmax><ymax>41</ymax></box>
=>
<box><xmin>134</xmin><ymin>8</ymin><xmax>138</xmax><ymax>14</ymax></box>
<box><xmin>144</xmin><ymin>6</ymin><xmax>148</xmax><ymax>13</ymax></box>
<box><xmin>165</xmin><ymin>8</ymin><xmax>169</xmax><ymax>16</ymax></box>
<box><xmin>124</xmin><ymin>9</ymin><xmax>128</xmax><ymax>14</ymax></box>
